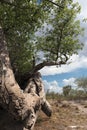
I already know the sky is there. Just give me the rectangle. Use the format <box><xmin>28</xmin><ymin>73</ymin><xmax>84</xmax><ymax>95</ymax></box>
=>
<box><xmin>39</xmin><ymin>0</ymin><xmax>87</xmax><ymax>93</ymax></box>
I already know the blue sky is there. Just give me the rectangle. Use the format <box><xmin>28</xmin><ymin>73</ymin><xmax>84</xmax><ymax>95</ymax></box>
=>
<box><xmin>39</xmin><ymin>0</ymin><xmax>87</xmax><ymax>93</ymax></box>
<box><xmin>43</xmin><ymin>68</ymin><xmax>87</xmax><ymax>86</ymax></box>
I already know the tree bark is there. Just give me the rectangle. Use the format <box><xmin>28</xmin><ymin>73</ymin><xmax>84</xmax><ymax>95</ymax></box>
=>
<box><xmin>24</xmin><ymin>72</ymin><xmax>52</xmax><ymax>117</ymax></box>
<box><xmin>0</xmin><ymin>26</ymin><xmax>41</xmax><ymax>130</ymax></box>
<box><xmin>0</xmin><ymin>26</ymin><xmax>52</xmax><ymax>129</ymax></box>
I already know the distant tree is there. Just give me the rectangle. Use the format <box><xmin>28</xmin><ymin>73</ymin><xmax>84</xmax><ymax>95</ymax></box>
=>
<box><xmin>75</xmin><ymin>77</ymin><xmax>87</xmax><ymax>93</ymax></box>
<box><xmin>63</xmin><ymin>85</ymin><xmax>71</xmax><ymax>97</ymax></box>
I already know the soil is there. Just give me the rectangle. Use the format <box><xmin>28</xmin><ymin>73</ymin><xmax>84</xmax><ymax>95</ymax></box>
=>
<box><xmin>1</xmin><ymin>99</ymin><xmax>87</xmax><ymax>130</ymax></box>
<box><xmin>35</xmin><ymin>100</ymin><xmax>87</xmax><ymax>130</ymax></box>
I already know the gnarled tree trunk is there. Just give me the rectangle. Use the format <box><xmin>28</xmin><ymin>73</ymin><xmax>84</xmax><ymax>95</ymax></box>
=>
<box><xmin>0</xmin><ymin>26</ymin><xmax>41</xmax><ymax>130</ymax></box>
<box><xmin>0</xmin><ymin>26</ymin><xmax>52</xmax><ymax>130</ymax></box>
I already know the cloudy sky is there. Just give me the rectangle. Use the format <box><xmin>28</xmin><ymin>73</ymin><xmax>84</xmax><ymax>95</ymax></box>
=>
<box><xmin>40</xmin><ymin>0</ymin><xmax>87</xmax><ymax>93</ymax></box>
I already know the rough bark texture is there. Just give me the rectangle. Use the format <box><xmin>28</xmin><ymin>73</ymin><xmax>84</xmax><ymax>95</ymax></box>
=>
<box><xmin>0</xmin><ymin>26</ymin><xmax>52</xmax><ymax>130</ymax></box>
<box><xmin>0</xmin><ymin>26</ymin><xmax>41</xmax><ymax>130</ymax></box>
<box><xmin>24</xmin><ymin>72</ymin><xmax>52</xmax><ymax>117</ymax></box>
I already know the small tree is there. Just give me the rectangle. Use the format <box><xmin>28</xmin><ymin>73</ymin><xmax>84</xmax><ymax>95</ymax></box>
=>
<box><xmin>75</xmin><ymin>77</ymin><xmax>87</xmax><ymax>93</ymax></box>
<box><xmin>63</xmin><ymin>85</ymin><xmax>71</xmax><ymax>97</ymax></box>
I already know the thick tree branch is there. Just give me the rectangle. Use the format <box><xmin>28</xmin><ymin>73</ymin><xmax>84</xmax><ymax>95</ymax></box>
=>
<box><xmin>18</xmin><ymin>60</ymin><xmax>68</xmax><ymax>88</ymax></box>
<box><xmin>31</xmin><ymin>60</ymin><xmax>67</xmax><ymax>73</ymax></box>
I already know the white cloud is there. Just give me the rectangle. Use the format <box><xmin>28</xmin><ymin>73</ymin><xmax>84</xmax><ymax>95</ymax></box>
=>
<box><xmin>43</xmin><ymin>80</ymin><xmax>62</xmax><ymax>93</ymax></box>
<box><xmin>63</xmin><ymin>77</ymin><xmax>76</xmax><ymax>86</ymax></box>
<box><xmin>43</xmin><ymin>78</ymin><xmax>78</xmax><ymax>94</ymax></box>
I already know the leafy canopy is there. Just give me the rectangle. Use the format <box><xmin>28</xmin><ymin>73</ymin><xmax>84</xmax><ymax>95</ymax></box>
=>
<box><xmin>37</xmin><ymin>0</ymin><xmax>83</xmax><ymax>63</ymax></box>
<box><xmin>0</xmin><ymin>0</ymin><xmax>84</xmax><ymax>75</ymax></box>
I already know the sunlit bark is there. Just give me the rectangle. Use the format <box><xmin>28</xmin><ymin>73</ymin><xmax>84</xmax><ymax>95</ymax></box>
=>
<box><xmin>0</xmin><ymin>26</ymin><xmax>52</xmax><ymax>130</ymax></box>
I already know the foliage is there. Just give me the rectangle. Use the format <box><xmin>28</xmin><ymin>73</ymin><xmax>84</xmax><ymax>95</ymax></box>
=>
<box><xmin>63</xmin><ymin>85</ymin><xmax>71</xmax><ymax>96</ymax></box>
<box><xmin>75</xmin><ymin>77</ymin><xmax>87</xmax><ymax>93</ymax></box>
<box><xmin>36</xmin><ymin>0</ymin><xmax>84</xmax><ymax>63</ymax></box>
<box><xmin>0</xmin><ymin>0</ymin><xmax>49</xmax><ymax>74</ymax></box>
<box><xmin>0</xmin><ymin>0</ymin><xmax>84</xmax><ymax>75</ymax></box>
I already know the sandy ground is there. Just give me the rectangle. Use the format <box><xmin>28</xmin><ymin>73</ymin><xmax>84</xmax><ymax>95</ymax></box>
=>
<box><xmin>35</xmin><ymin>100</ymin><xmax>87</xmax><ymax>130</ymax></box>
<box><xmin>1</xmin><ymin>100</ymin><xmax>87</xmax><ymax>130</ymax></box>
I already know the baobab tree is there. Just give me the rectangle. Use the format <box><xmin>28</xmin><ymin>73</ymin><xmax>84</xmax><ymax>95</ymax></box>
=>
<box><xmin>0</xmin><ymin>0</ymin><xmax>84</xmax><ymax>129</ymax></box>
